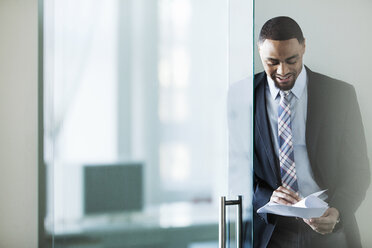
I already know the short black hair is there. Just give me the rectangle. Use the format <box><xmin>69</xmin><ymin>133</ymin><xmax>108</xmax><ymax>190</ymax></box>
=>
<box><xmin>258</xmin><ymin>16</ymin><xmax>304</xmax><ymax>44</ymax></box>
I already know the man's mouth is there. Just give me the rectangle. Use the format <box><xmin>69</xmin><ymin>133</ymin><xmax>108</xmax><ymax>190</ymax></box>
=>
<box><xmin>275</xmin><ymin>74</ymin><xmax>293</xmax><ymax>84</ymax></box>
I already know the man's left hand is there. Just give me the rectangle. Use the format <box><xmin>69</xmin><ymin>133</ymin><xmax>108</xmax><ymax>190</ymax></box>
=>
<box><xmin>303</xmin><ymin>207</ymin><xmax>340</xmax><ymax>235</ymax></box>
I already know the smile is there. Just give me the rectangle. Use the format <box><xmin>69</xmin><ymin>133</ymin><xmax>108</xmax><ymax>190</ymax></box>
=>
<box><xmin>276</xmin><ymin>74</ymin><xmax>292</xmax><ymax>83</ymax></box>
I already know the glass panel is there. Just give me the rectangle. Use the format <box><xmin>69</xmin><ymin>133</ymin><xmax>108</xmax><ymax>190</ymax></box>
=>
<box><xmin>41</xmin><ymin>0</ymin><xmax>252</xmax><ymax>247</ymax></box>
<box><xmin>227</xmin><ymin>0</ymin><xmax>254</xmax><ymax>247</ymax></box>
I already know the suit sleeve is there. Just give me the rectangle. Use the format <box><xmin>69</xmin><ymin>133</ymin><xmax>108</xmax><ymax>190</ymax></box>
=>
<box><xmin>328</xmin><ymin>86</ymin><xmax>370</xmax><ymax>221</ymax></box>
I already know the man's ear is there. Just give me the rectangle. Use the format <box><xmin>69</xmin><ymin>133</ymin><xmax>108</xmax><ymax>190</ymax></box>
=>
<box><xmin>257</xmin><ymin>42</ymin><xmax>263</xmax><ymax>58</ymax></box>
<box><xmin>301</xmin><ymin>39</ymin><xmax>306</xmax><ymax>54</ymax></box>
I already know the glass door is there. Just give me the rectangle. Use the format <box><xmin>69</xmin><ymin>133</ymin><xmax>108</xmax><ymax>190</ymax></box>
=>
<box><xmin>221</xmin><ymin>0</ymin><xmax>254</xmax><ymax>247</ymax></box>
<box><xmin>40</xmin><ymin>0</ymin><xmax>254</xmax><ymax>247</ymax></box>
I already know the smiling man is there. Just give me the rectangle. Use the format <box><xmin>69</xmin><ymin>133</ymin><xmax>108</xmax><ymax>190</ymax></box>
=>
<box><xmin>259</xmin><ymin>38</ymin><xmax>304</xmax><ymax>91</ymax></box>
<box><xmin>253</xmin><ymin>16</ymin><xmax>370</xmax><ymax>248</ymax></box>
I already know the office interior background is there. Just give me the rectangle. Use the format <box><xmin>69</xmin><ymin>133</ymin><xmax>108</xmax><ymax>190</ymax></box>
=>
<box><xmin>1</xmin><ymin>0</ymin><xmax>372</xmax><ymax>247</ymax></box>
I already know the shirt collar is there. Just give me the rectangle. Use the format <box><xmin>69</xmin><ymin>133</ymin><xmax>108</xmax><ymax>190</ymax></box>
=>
<box><xmin>267</xmin><ymin>65</ymin><xmax>307</xmax><ymax>100</ymax></box>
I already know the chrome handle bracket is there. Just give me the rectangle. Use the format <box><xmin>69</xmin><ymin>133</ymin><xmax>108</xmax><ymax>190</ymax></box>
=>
<box><xmin>219</xmin><ymin>195</ymin><xmax>242</xmax><ymax>248</ymax></box>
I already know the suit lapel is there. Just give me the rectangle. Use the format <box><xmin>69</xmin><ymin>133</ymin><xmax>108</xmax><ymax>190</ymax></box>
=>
<box><xmin>255</xmin><ymin>75</ymin><xmax>280</xmax><ymax>181</ymax></box>
<box><xmin>305</xmin><ymin>67</ymin><xmax>323</xmax><ymax>170</ymax></box>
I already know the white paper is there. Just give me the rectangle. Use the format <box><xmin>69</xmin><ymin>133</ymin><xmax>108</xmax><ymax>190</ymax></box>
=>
<box><xmin>257</xmin><ymin>190</ymin><xmax>328</xmax><ymax>219</ymax></box>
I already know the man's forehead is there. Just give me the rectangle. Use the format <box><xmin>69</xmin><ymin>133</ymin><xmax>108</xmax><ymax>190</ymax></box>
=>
<box><xmin>260</xmin><ymin>39</ymin><xmax>301</xmax><ymax>49</ymax></box>
<box><xmin>259</xmin><ymin>38</ymin><xmax>303</xmax><ymax>57</ymax></box>
<box><xmin>266</xmin><ymin>54</ymin><xmax>299</xmax><ymax>61</ymax></box>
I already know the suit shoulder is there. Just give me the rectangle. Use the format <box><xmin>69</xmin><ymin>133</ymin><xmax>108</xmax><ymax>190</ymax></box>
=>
<box><xmin>254</xmin><ymin>71</ymin><xmax>266</xmax><ymax>89</ymax></box>
<box><xmin>309</xmin><ymin>70</ymin><xmax>355</xmax><ymax>92</ymax></box>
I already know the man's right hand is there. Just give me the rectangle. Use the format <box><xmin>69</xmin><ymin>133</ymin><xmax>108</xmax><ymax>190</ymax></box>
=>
<box><xmin>270</xmin><ymin>186</ymin><xmax>301</xmax><ymax>205</ymax></box>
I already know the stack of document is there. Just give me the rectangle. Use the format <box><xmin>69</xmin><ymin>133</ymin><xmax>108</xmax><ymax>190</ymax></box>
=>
<box><xmin>257</xmin><ymin>190</ymin><xmax>328</xmax><ymax>219</ymax></box>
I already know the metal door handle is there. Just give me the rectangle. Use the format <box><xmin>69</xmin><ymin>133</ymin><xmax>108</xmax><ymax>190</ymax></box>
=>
<box><xmin>219</xmin><ymin>195</ymin><xmax>242</xmax><ymax>248</ymax></box>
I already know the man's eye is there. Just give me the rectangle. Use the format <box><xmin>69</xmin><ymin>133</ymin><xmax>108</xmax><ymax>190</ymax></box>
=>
<box><xmin>267</xmin><ymin>61</ymin><xmax>279</xmax><ymax>66</ymax></box>
<box><xmin>287</xmin><ymin>60</ymin><xmax>297</xmax><ymax>65</ymax></box>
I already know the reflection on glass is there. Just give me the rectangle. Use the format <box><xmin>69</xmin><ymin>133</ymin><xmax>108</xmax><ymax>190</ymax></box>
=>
<box><xmin>226</xmin><ymin>0</ymin><xmax>254</xmax><ymax>247</ymax></box>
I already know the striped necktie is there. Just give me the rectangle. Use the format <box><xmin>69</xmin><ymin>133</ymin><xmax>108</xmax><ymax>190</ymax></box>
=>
<box><xmin>278</xmin><ymin>90</ymin><xmax>299</xmax><ymax>193</ymax></box>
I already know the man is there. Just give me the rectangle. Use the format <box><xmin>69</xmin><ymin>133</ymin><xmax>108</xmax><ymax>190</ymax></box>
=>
<box><xmin>253</xmin><ymin>16</ymin><xmax>370</xmax><ymax>247</ymax></box>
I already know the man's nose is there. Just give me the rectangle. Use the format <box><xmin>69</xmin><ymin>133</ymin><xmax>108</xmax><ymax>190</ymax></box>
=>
<box><xmin>277</xmin><ymin>63</ymin><xmax>289</xmax><ymax>75</ymax></box>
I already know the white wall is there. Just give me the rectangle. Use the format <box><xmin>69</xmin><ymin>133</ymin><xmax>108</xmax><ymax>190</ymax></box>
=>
<box><xmin>0</xmin><ymin>0</ymin><xmax>38</xmax><ymax>247</ymax></box>
<box><xmin>255</xmin><ymin>1</ymin><xmax>372</xmax><ymax>246</ymax></box>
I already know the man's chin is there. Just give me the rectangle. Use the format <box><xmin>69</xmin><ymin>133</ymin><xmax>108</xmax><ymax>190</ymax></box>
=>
<box><xmin>274</xmin><ymin>81</ymin><xmax>295</xmax><ymax>91</ymax></box>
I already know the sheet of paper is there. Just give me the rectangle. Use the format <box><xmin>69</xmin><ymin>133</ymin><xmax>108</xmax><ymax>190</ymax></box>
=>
<box><xmin>257</xmin><ymin>190</ymin><xmax>328</xmax><ymax>219</ymax></box>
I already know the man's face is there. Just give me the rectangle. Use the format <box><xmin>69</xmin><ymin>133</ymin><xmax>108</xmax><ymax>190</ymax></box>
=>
<box><xmin>258</xmin><ymin>38</ymin><xmax>305</xmax><ymax>91</ymax></box>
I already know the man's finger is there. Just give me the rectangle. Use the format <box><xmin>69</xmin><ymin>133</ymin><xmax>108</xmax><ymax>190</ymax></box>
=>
<box><xmin>314</xmin><ymin>224</ymin><xmax>334</xmax><ymax>234</ymax></box>
<box><xmin>303</xmin><ymin>217</ymin><xmax>335</xmax><ymax>235</ymax></box>
<box><xmin>310</xmin><ymin>221</ymin><xmax>334</xmax><ymax>229</ymax></box>
<box><xmin>303</xmin><ymin>219</ymin><xmax>311</xmax><ymax>225</ymax></box>
<box><xmin>274</xmin><ymin>186</ymin><xmax>301</xmax><ymax>203</ymax></box>
<box><xmin>270</xmin><ymin>186</ymin><xmax>302</xmax><ymax>205</ymax></box>
<box><xmin>278</xmin><ymin>186</ymin><xmax>301</xmax><ymax>200</ymax></box>
<box><xmin>306</xmin><ymin>222</ymin><xmax>334</xmax><ymax>234</ymax></box>
<box><xmin>310</xmin><ymin>216</ymin><xmax>332</xmax><ymax>224</ymax></box>
<box><xmin>273</xmin><ymin>191</ymin><xmax>299</xmax><ymax>204</ymax></box>
<box><xmin>270</xmin><ymin>196</ymin><xmax>293</xmax><ymax>205</ymax></box>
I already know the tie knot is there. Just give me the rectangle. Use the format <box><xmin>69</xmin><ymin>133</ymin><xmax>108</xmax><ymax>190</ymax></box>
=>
<box><xmin>280</xmin><ymin>90</ymin><xmax>291</xmax><ymax>98</ymax></box>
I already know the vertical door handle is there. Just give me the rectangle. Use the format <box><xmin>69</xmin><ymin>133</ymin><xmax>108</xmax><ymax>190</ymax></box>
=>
<box><xmin>219</xmin><ymin>195</ymin><xmax>242</xmax><ymax>248</ymax></box>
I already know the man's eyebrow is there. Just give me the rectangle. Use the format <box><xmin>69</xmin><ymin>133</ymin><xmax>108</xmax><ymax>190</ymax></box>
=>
<box><xmin>285</xmin><ymin>54</ymin><xmax>299</xmax><ymax>61</ymax></box>
<box><xmin>266</xmin><ymin>55</ymin><xmax>299</xmax><ymax>62</ymax></box>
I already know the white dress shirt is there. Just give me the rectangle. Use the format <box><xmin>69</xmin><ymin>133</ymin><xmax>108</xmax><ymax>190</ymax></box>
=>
<box><xmin>265</xmin><ymin>65</ymin><xmax>323</xmax><ymax>198</ymax></box>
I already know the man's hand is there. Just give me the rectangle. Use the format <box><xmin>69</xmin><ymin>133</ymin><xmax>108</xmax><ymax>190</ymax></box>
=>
<box><xmin>303</xmin><ymin>207</ymin><xmax>340</xmax><ymax>235</ymax></box>
<box><xmin>270</xmin><ymin>186</ymin><xmax>301</xmax><ymax>205</ymax></box>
